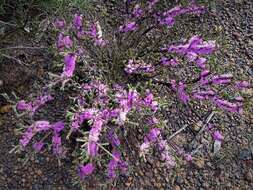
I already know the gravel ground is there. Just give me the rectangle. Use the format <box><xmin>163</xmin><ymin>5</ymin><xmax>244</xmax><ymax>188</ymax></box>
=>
<box><xmin>0</xmin><ymin>0</ymin><xmax>252</xmax><ymax>189</ymax></box>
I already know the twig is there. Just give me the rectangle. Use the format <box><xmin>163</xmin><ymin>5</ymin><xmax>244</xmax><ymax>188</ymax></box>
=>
<box><xmin>168</xmin><ymin>125</ymin><xmax>187</xmax><ymax>141</ymax></box>
<box><xmin>0</xmin><ymin>53</ymin><xmax>26</xmax><ymax>65</ymax></box>
<box><xmin>0</xmin><ymin>46</ymin><xmax>46</xmax><ymax>51</ymax></box>
<box><xmin>0</xmin><ymin>20</ymin><xmax>17</xmax><ymax>27</ymax></box>
<box><xmin>196</xmin><ymin>111</ymin><xmax>215</xmax><ymax>139</ymax></box>
<box><xmin>96</xmin><ymin>142</ymin><xmax>119</xmax><ymax>161</ymax></box>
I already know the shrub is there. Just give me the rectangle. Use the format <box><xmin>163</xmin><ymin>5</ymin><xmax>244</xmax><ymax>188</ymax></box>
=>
<box><xmin>12</xmin><ymin>0</ymin><xmax>250</xmax><ymax>187</ymax></box>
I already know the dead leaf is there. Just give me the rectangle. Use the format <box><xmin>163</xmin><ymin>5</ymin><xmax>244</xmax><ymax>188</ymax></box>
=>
<box><xmin>0</xmin><ymin>105</ymin><xmax>12</xmax><ymax>113</ymax></box>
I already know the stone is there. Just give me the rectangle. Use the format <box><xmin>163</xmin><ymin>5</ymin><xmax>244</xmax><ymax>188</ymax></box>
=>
<box><xmin>0</xmin><ymin>105</ymin><xmax>11</xmax><ymax>114</ymax></box>
<box><xmin>245</xmin><ymin>171</ymin><xmax>253</xmax><ymax>182</ymax></box>
<box><xmin>194</xmin><ymin>158</ymin><xmax>205</xmax><ymax>169</ymax></box>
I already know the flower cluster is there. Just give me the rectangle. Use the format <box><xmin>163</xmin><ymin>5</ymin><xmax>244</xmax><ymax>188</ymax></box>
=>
<box><xmin>17</xmin><ymin>93</ymin><xmax>53</xmax><ymax>116</ymax></box>
<box><xmin>20</xmin><ymin>121</ymin><xmax>65</xmax><ymax>156</ymax></box>
<box><xmin>158</xmin><ymin>5</ymin><xmax>205</xmax><ymax>27</ymax></box>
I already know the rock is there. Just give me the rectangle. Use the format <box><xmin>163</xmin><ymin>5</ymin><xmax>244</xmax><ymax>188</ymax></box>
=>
<box><xmin>175</xmin><ymin>176</ymin><xmax>183</xmax><ymax>184</ymax></box>
<box><xmin>173</xmin><ymin>185</ymin><xmax>181</xmax><ymax>190</ymax></box>
<box><xmin>245</xmin><ymin>171</ymin><xmax>253</xmax><ymax>182</ymax></box>
<box><xmin>233</xmin><ymin>32</ymin><xmax>241</xmax><ymax>40</ymax></box>
<box><xmin>37</xmin><ymin>169</ymin><xmax>43</xmax><ymax>176</ymax></box>
<box><xmin>0</xmin><ymin>105</ymin><xmax>12</xmax><ymax>114</ymax></box>
<box><xmin>248</xmin><ymin>39</ymin><xmax>253</xmax><ymax>46</ymax></box>
<box><xmin>192</xmin><ymin>121</ymin><xmax>202</xmax><ymax>131</ymax></box>
<box><xmin>194</xmin><ymin>158</ymin><xmax>205</xmax><ymax>169</ymax></box>
<box><xmin>239</xmin><ymin>149</ymin><xmax>252</xmax><ymax>160</ymax></box>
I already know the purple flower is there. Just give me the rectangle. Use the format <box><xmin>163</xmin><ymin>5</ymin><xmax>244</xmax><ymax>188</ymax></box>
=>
<box><xmin>54</xmin><ymin>18</ymin><xmax>65</xmax><ymax>29</ymax></box>
<box><xmin>161</xmin><ymin>151</ymin><xmax>176</xmax><ymax>168</ymax></box>
<box><xmin>213</xmin><ymin>97</ymin><xmax>241</xmax><ymax>113</ymax></box>
<box><xmin>196</xmin><ymin>57</ymin><xmax>207</xmax><ymax>69</ymax></box>
<box><xmin>89</xmin><ymin>21</ymin><xmax>106</xmax><ymax>47</ymax></box>
<box><xmin>140</xmin><ymin>141</ymin><xmax>151</xmax><ymax>152</ymax></box>
<box><xmin>147</xmin><ymin>117</ymin><xmax>159</xmax><ymax>126</ymax></box>
<box><xmin>89</xmin><ymin>119</ymin><xmax>103</xmax><ymax>142</ymax></box>
<box><xmin>119</xmin><ymin>21</ymin><xmax>138</xmax><ymax>33</ymax></box>
<box><xmin>87</xmin><ymin>141</ymin><xmax>98</xmax><ymax>157</ymax></box>
<box><xmin>34</xmin><ymin>121</ymin><xmax>51</xmax><ymax>132</ymax></box>
<box><xmin>107</xmin><ymin>151</ymin><xmax>127</xmax><ymax>178</ymax></box>
<box><xmin>193</xmin><ymin>90</ymin><xmax>215</xmax><ymax>100</ymax></box>
<box><xmin>16</xmin><ymin>100</ymin><xmax>32</xmax><ymax>111</ymax></box>
<box><xmin>178</xmin><ymin>82</ymin><xmax>190</xmax><ymax>104</ymax></box>
<box><xmin>146</xmin><ymin>128</ymin><xmax>161</xmax><ymax>142</ymax></box>
<box><xmin>62</xmin><ymin>53</ymin><xmax>76</xmax><ymax>78</ymax></box>
<box><xmin>235</xmin><ymin>81</ymin><xmax>250</xmax><ymax>89</ymax></box>
<box><xmin>159</xmin><ymin>16</ymin><xmax>175</xmax><ymax>27</ymax></box>
<box><xmin>78</xmin><ymin>163</ymin><xmax>95</xmax><ymax>179</ymax></box>
<box><xmin>19</xmin><ymin>127</ymin><xmax>34</xmax><ymax>147</ymax></box>
<box><xmin>17</xmin><ymin>94</ymin><xmax>53</xmax><ymax>115</ymax></box>
<box><xmin>71</xmin><ymin>110</ymin><xmax>95</xmax><ymax>130</ymax></box>
<box><xmin>161</xmin><ymin>57</ymin><xmax>178</xmax><ymax>66</ymax></box>
<box><xmin>56</xmin><ymin>33</ymin><xmax>72</xmax><ymax>50</ymax></box>
<box><xmin>213</xmin><ymin>131</ymin><xmax>223</xmax><ymax>141</ymax></box>
<box><xmin>212</xmin><ymin>74</ymin><xmax>233</xmax><ymax>85</ymax></box>
<box><xmin>200</xmin><ymin>69</ymin><xmax>210</xmax><ymax>78</ymax></box>
<box><xmin>52</xmin><ymin>121</ymin><xmax>64</xmax><ymax>133</ymax></box>
<box><xmin>52</xmin><ymin>135</ymin><xmax>63</xmax><ymax>155</ymax></box>
<box><xmin>133</xmin><ymin>4</ymin><xmax>143</xmax><ymax>18</ymax></box>
<box><xmin>158</xmin><ymin>5</ymin><xmax>205</xmax><ymax>27</ymax></box>
<box><xmin>31</xmin><ymin>94</ymin><xmax>53</xmax><ymax>114</ymax></box>
<box><xmin>168</xmin><ymin>36</ymin><xmax>216</xmax><ymax>58</ymax></box>
<box><xmin>143</xmin><ymin>90</ymin><xmax>158</xmax><ymax>112</ymax></box>
<box><xmin>62</xmin><ymin>36</ymin><xmax>73</xmax><ymax>48</ymax></box>
<box><xmin>184</xmin><ymin>153</ymin><xmax>193</xmax><ymax>162</ymax></box>
<box><xmin>107</xmin><ymin>129</ymin><xmax>121</xmax><ymax>147</ymax></box>
<box><xmin>33</xmin><ymin>141</ymin><xmax>44</xmax><ymax>152</ymax></box>
<box><xmin>73</xmin><ymin>14</ymin><xmax>83</xmax><ymax>29</ymax></box>
<box><xmin>157</xmin><ymin>139</ymin><xmax>176</xmax><ymax>168</ymax></box>
<box><xmin>148</xmin><ymin>0</ymin><xmax>159</xmax><ymax>9</ymax></box>
<box><xmin>87</xmin><ymin>118</ymin><xmax>104</xmax><ymax>156</ymax></box>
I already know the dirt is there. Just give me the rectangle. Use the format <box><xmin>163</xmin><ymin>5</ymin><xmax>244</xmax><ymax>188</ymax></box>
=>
<box><xmin>0</xmin><ymin>0</ymin><xmax>252</xmax><ymax>190</ymax></box>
